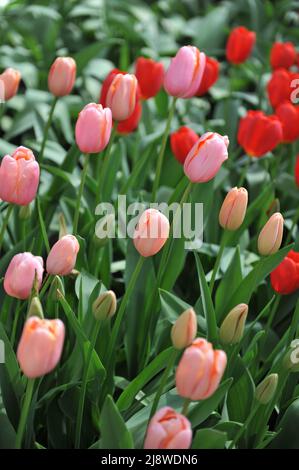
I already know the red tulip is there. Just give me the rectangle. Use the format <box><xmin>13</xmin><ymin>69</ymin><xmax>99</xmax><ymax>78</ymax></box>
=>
<box><xmin>170</xmin><ymin>126</ymin><xmax>199</xmax><ymax>165</ymax></box>
<box><xmin>276</xmin><ymin>102</ymin><xmax>299</xmax><ymax>142</ymax></box>
<box><xmin>295</xmin><ymin>155</ymin><xmax>299</xmax><ymax>187</ymax></box>
<box><xmin>237</xmin><ymin>110</ymin><xmax>282</xmax><ymax>157</ymax></box>
<box><xmin>226</xmin><ymin>26</ymin><xmax>256</xmax><ymax>64</ymax></box>
<box><xmin>270</xmin><ymin>250</ymin><xmax>299</xmax><ymax>295</ymax></box>
<box><xmin>270</xmin><ymin>42</ymin><xmax>296</xmax><ymax>70</ymax></box>
<box><xmin>135</xmin><ymin>57</ymin><xmax>164</xmax><ymax>99</ymax></box>
<box><xmin>267</xmin><ymin>69</ymin><xmax>297</xmax><ymax>109</ymax></box>
<box><xmin>196</xmin><ymin>56</ymin><xmax>219</xmax><ymax>96</ymax></box>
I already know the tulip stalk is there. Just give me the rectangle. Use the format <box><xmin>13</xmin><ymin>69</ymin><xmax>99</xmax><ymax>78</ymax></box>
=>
<box><xmin>0</xmin><ymin>204</ymin><xmax>13</xmax><ymax>252</ymax></box>
<box><xmin>15</xmin><ymin>378</ymin><xmax>35</xmax><ymax>448</ymax></box>
<box><xmin>151</xmin><ymin>97</ymin><xmax>177</xmax><ymax>201</ymax></box>
<box><xmin>210</xmin><ymin>231</ymin><xmax>229</xmax><ymax>294</ymax></box>
<box><xmin>228</xmin><ymin>402</ymin><xmax>259</xmax><ymax>448</ymax></box>
<box><xmin>39</xmin><ymin>97</ymin><xmax>58</xmax><ymax>165</ymax></box>
<box><xmin>181</xmin><ymin>398</ymin><xmax>191</xmax><ymax>416</ymax></box>
<box><xmin>73</xmin><ymin>153</ymin><xmax>90</xmax><ymax>234</ymax></box>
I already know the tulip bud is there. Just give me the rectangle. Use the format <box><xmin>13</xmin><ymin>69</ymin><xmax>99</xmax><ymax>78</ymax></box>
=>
<box><xmin>283</xmin><ymin>339</ymin><xmax>299</xmax><ymax>372</ymax></box>
<box><xmin>144</xmin><ymin>407</ymin><xmax>192</xmax><ymax>449</ymax></box>
<box><xmin>133</xmin><ymin>208</ymin><xmax>170</xmax><ymax>257</ymax></box>
<box><xmin>48</xmin><ymin>275</ymin><xmax>65</xmax><ymax>302</ymax></box>
<box><xmin>171</xmin><ymin>308</ymin><xmax>197</xmax><ymax>349</ymax></box>
<box><xmin>27</xmin><ymin>296</ymin><xmax>44</xmax><ymax>319</ymax></box>
<box><xmin>255</xmin><ymin>374</ymin><xmax>278</xmax><ymax>405</ymax></box>
<box><xmin>219</xmin><ymin>304</ymin><xmax>248</xmax><ymax>345</ymax></box>
<box><xmin>48</xmin><ymin>57</ymin><xmax>76</xmax><ymax>97</ymax></box>
<box><xmin>106</xmin><ymin>73</ymin><xmax>138</xmax><ymax>121</ymax></box>
<box><xmin>75</xmin><ymin>103</ymin><xmax>112</xmax><ymax>154</ymax></box>
<box><xmin>0</xmin><ymin>67</ymin><xmax>21</xmax><ymax>101</ymax></box>
<box><xmin>19</xmin><ymin>204</ymin><xmax>31</xmax><ymax>220</ymax></box>
<box><xmin>4</xmin><ymin>253</ymin><xmax>44</xmax><ymax>300</ymax></box>
<box><xmin>219</xmin><ymin>187</ymin><xmax>248</xmax><ymax>231</ymax></box>
<box><xmin>92</xmin><ymin>290</ymin><xmax>117</xmax><ymax>321</ymax></box>
<box><xmin>46</xmin><ymin>235</ymin><xmax>80</xmax><ymax>276</ymax></box>
<box><xmin>257</xmin><ymin>212</ymin><xmax>284</xmax><ymax>256</ymax></box>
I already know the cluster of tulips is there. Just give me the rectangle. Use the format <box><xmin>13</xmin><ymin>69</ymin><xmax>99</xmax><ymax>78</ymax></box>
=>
<box><xmin>0</xmin><ymin>21</ymin><xmax>298</xmax><ymax>450</ymax></box>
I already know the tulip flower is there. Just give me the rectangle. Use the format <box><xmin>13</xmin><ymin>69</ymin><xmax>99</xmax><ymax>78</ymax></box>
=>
<box><xmin>164</xmin><ymin>46</ymin><xmax>206</xmax><ymax>99</ymax></box>
<box><xmin>106</xmin><ymin>73</ymin><xmax>138</xmax><ymax>121</ymax></box>
<box><xmin>46</xmin><ymin>235</ymin><xmax>80</xmax><ymax>276</ymax></box>
<box><xmin>144</xmin><ymin>407</ymin><xmax>192</xmax><ymax>449</ymax></box>
<box><xmin>219</xmin><ymin>187</ymin><xmax>248</xmax><ymax>231</ymax></box>
<box><xmin>220</xmin><ymin>304</ymin><xmax>248</xmax><ymax>345</ymax></box>
<box><xmin>135</xmin><ymin>57</ymin><xmax>164</xmax><ymax>99</ymax></box>
<box><xmin>48</xmin><ymin>57</ymin><xmax>76</xmax><ymax>97</ymax></box>
<box><xmin>171</xmin><ymin>308</ymin><xmax>197</xmax><ymax>349</ymax></box>
<box><xmin>237</xmin><ymin>110</ymin><xmax>282</xmax><ymax>157</ymax></box>
<box><xmin>0</xmin><ymin>67</ymin><xmax>21</xmax><ymax>101</ymax></box>
<box><xmin>92</xmin><ymin>290</ymin><xmax>117</xmax><ymax>321</ymax></box>
<box><xmin>75</xmin><ymin>103</ymin><xmax>112</xmax><ymax>154</ymax></box>
<box><xmin>176</xmin><ymin>338</ymin><xmax>227</xmax><ymax>400</ymax></box>
<box><xmin>0</xmin><ymin>146</ymin><xmax>39</xmax><ymax>206</ymax></box>
<box><xmin>17</xmin><ymin>316</ymin><xmax>65</xmax><ymax>378</ymax></box>
<box><xmin>133</xmin><ymin>209</ymin><xmax>170</xmax><ymax>257</ymax></box>
<box><xmin>295</xmin><ymin>155</ymin><xmax>299</xmax><ymax>187</ymax></box>
<box><xmin>267</xmin><ymin>69</ymin><xmax>296</xmax><ymax>109</ymax></box>
<box><xmin>196</xmin><ymin>56</ymin><xmax>219</xmax><ymax>96</ymax></box>
<box><xmin>170</xmin><ymin>126</ymin><xmax>199</xmax><ymax>165</ymax></box>
<box><xmin>270</xmin><ymin>250</ymin><xmax>299</xmax><ymax>295</ymax></box>
<box><xmin>270</xmin><ymin>42</ymin><xmax>296</xmax><ymax>70</ymax></box>
<box><xmin>257</xmin><ymin>212</ymin><xmax>284</xmax><ymax>256</ymax></box>
<box><xmin>4</xmin><ymin>252</ymin><xmax>44</xmax><ymax>300</ymax></box>
<box><xmin>255</xmin><ymin>374</ymin><xmax>278</xmax><ymax>405</ymax></box>
<box><xmin>276</xmin><ymin>102</ymin><xmax>299</xmax><ymax>143</ymax></box>
<box><xmin>226</xmin><ymin>26</ymin><xmax>256</xmax><ymax>64</ymax></box>
<box><xmin>183</xmin><ymin>132</ymin><xmax>229</xmax><ymax>183</ymax></box>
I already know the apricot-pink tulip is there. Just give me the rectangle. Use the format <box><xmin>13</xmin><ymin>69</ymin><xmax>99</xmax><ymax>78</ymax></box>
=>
<box><xmin>4</xmin><ymin>252</ymin><xmax>44</xmax><ymax>300</ymax></box>
<box><xmin>48</xmin><ymin>57</ymin><xmax>76</xmax><ymax>97</ymax></box>
<box><xmin>46</xmin><ymin>235</ymin><xmax>80</xmax><ymax>275</ymax></box>
<box><xmin>144</xmin><ymin>407</ymin><xmax>192</xmax><ymax>449</ymax></box>
<box><xmin>0</xmin><ymin>67</ymin><xmax>21</xmax><ymax>100</ymax></box>
<box><xmin>106</xmin><ymin>73</ymin><xmax>138</xmax><ymax>121</ymax></box>
<box><xmin>75</xmin><ymin>103</ymin><xmax>112</xmax><ymax>153</ymax></box>
<box><xmin>133</xmin><ymin>208</ymin><xmax>170</xmax><ymax>257</ymax></box>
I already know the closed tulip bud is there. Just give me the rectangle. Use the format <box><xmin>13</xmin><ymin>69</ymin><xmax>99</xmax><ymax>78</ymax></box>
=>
<box><xmin>46</xmin><ymin>235</ymin><xmax>80</xmax><ymax>276</ymax></box>
<box><xmin>196</xmin><ymin>56</ymin><xmax>219</xmax><ymax>96</ymax></box>
<box><xmin>106</xmin><ymin>73</ymin><xmax>138</xmax><ymax>121</ymax></box>
<box><xmin>164</xmin><ymin>46</ymin><xmax>206</xmax><ymax>99</ymax></box>
<box><xmin>226</xmin><ymin>26</ymin><xmax>256</xmax><ymax>64</ymax></box>
<box><xmin>276</xmin><ymin>102</ymin><xmax>299</xmax><ymax>143</ymax></box>
<box><xmin>219</xmin><ymin>187</ymin><xmax>248</xmax><ymax>231</ymax></box>
<box><xmin>0</xmin><ymin>67</ymin><xmax>21</xmax><ymax>101</ymax></box>
<box><xmin>258</xmin><ymin>212</ymin><xmax>284</xmax><ymax>256</ymax></box>
<box><xmin>219</xmin><ymin>304</ymin><xmax>248</xmax><ymax>345</ymax></box>
<box><xmin>144</xmin><ymin>407</ymin><xmax>192</xmax><ymax>449</ymax></box>
<box><xmin>271</xmin><ymin>250</ymin><xmax>299</xmax><ymax>295</ymax></box>
<box><xmin>283</xmin><ymin>340</ymin><xmax>299</xmax><ymax>372</ymax></box>
<box><xmin>171</xmin><ymin>308</ymin><xmax>197</xmax><ymax>349</ymax></box>
<box><xmin>176</xmin><ymin>338</ymin><xmax>227</xmax><ymax>400</ymax></box>
<box><xmin>48</xmin><ymin>275</ymin><xmax>65</xmax><ymax>302</ymax></box>
<box><xmin>19</xmin><ymin>204</ymin><xmax>31</xmax><ymax>220</ymax></box>
<box><xmin>92</xmin><ymin>290</ymin><xmax>117</xmax><ymax>321</ymax></box>
<box><xmin>17</xmin><ymin>316</ymin><xmax>65</xmax><ymax>378</ymax></box>
<box><xmin>48</xmin><ymin>57</ymin><xmax>76</xmax><ymax>97</ymax></box>
<box><xmin>184</xmin><ymin>132</ymin><xmax>229</xmax><ymax>183</ymax></box>
<box><xmin>255</xmin><ymin>374</ymin><xmax>278</xmax><ymax>405</ymax></box>
<box><xmin>270</xmin><ymin>42</ymin><xmax>296</xmax><ymax>70</ymax></box>
<box><xmin>170</xmin><ymin>126</ymin><xmax>199</xmax><ymax>165</ymax></box>
<box><xmin>267</xmin><ymin>69</ymin><xmax>295</xmax><ymax>109</ymax></box>
<box><xmin>135</xmin><ymin>57</ymin><xmax>164</xmax><ymax>99</ymax></box>
<box><xmin>0</xmin><ymin>146</ymin><xmax>40</xmax><ymax>206</ymax></box>
<box><xmin>75</xmin><ymin>103</ymin><xmax>112</xmax><ymax>154</ymax></box>
<box><xmin>27</xmin><ymin>296</ymin><xmax>44</xmax><ymax>319</ymax></box>
<box><xmin>4</xmin><ymin>253</ymin><xmax>44</xmax><ymax>300</ymax></box>
<box><xmin>133</xmin><ymin>208</ymin><xmax>170</xmax><ymax>257</ymax></box>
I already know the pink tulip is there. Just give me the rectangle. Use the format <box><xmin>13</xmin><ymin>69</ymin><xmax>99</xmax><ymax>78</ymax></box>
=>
<box><xmin>48</xmin><ymin>57</ymin><xmax>76</xmax><ymax>97</ymax></box>
<box><xmin>17</xmin><ymin>316</ymin><xmax>65</xmax><ymax>378</ymax></box>
<box><xmin>144</xmin><ymin>407</ymin><xmax>192</xmax><ymax>449</ymax></box>
<box><xmin>75</xmin><ymin>103</ymin><xmax>112</xmax><ymax>153</ymax></box>
<box><xmin>106</xmin><ymin>73</ymin><xmax>138</xmax><ymax>121</ymax></box>
<box><xmin>164</xmin><ymin>46</ymin><xmax>206</xmax><ymax>99</ymax></box>
<box><xmin>4</xmin><ymin>253</ymin><xmax>44</xmax><ymax>300</ymax></box>
<box><xmin>0</xmin><ymin>146</ymin><xmax>40</xmax><ymax>205</ymax></box>
<box><xmin>46</xmin><ymin>235</ymin><xmax>80</xmax><ymax>275</ymax></box>
<box><xmin>184</xmin><ymin>132</ymin><xmax>229</xmax><ymax>183</ymax></box>
<box><xmin>176</xmin><ymin>338</ymin><xmax>227</xmax><ymax>400</ymax></box>
<box><xmin>0</xmin><ymin>68</ymin><xmax>21</xmax><ymax>101</ymax></box>
<box><xmin>133</xmin><ymin>208</ymin><xmax>170</xmax><ymax>257</ymax></box>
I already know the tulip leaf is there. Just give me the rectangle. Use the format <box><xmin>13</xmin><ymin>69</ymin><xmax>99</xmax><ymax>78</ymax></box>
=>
<box><xmin>100</xmin><ymin>395</ymin><xmax>134</xmax><ymax>449</ymax></box>
<box><xmin>192</xmin><ymin>428</ymin><xmax>227</xmax><ymax>449</ymax></box>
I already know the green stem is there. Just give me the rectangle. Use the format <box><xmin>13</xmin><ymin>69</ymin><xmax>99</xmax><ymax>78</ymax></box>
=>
<box><xmin>151</xmin><ymin>97</ymin><xmax>177</xmax><ymax>201</ymax></box>
<box><xmin>39</xmin><ymin>274</ymin><xmax>52</xmax><ymax>300</ymax></box>
<box><xmin>15</xmin><ymin>379</ymin><xmax>35</xmax><ymax>449</ymax></box>
<box><xmin>39</xmin><ymin>97</ymin><xmax>58</xmax><ymax>165</ymax></box>
<box><xmin>149</xmin><ymin>349</ymin><xmax>178</xmax><ymax>420</ymax></box>
<box><xmin>228</xmin><ymin>402</ymin><xmax>259</xmax><ymax>449</ymax></box>
<box><xmin>0</xmin><ymin>204</ymin><xmax>13</xmax><ymax>252</ymax></box>
<box><xmin>260</xmin><ymin>294</ymin><xmax>281</xmax><ymax>355</ymax></box>
<box><xmin>209</xmin><ymin>232</ymin><xmax>227</xmax><ymax>295</ymax></box>
<box><xmin>238</xmin><ymin>156</ymin><xmax>250</xmax><ymax>187</ymax></box>
<box><xmin>96</xmin><ymin>123</ymin><xmax>117</xmax><ymax>205</ymax></box>
<box><xmin>11</xmin><ymin>300</ymin><xmax>22</xmax><ymax>346</ymax></box>
<box><xmin>181</xmin><ymin>398</ymin><xmax>191</xmax><ymax>416</ymax></box>
<box><xmin>73</xmin><ymin>153</ymin><xmax>90</xmax><ymax>235</ymax></box>
<box><xmin>75</xmin><ymin>320</ymin><xmax>102</xmax><ymax>449</ymax></box>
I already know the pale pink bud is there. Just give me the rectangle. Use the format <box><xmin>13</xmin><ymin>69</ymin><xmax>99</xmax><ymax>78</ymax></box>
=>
<box><xmin>46</xmin><ymin>235</ymin><xmax>80</xmax><ymax>276</ymax></box>
<box><xmin>171</xmin><ymin>308</ymin><xmax>197</xmax><ymax>349</ymax></box>
<box><xmin>257</xmin><ymin>212</ymin><xmax>284</xmax><ymax>256</ymax></box>
<box><xmin>164</xmin><ymin>46</ymin><xmax>206</xmax><ymax>99</ymax></box>
<box><xmin>144</xmin><ymin>407</ymin><xmax>192</xmax><ymax>449</ymax></box>
<box><xmin>17</xmin><ymin>316</ymin><xmax>65</xmax><ymax>378</ymax></box>
<box><xmin>48</xmin><ymin>57</ymin><xmax>76</xmax><ymax>97</ymax></box>
<box><xmin>0</xmin><ymin>68</ymin><xmax>21</xmax><ymax>101</ymax></box>
<box><xmin>75</xmin><ymin>103</ymin><xmax>112</xmax><ymax>153</ymax></box>
<box><xmin>4</xmin><ymin>252</ymin><xmax>44</xmax><ymax>300</ymax></box>
<box><xmin>176</xmin><ymin>338</ymin><xmax>227</xmax><ymax>401</ymax></box>
<box><xmin>133</xmin><ymin>208</ymin><xmax>170</xmax><ymax>257</ymax></box>
<box><xmin>184</xmin><ymin>132</ymin><xmax>229</xmax><ymax>183</ymax></box>
<box><xmin>106</xmin><ymin>73</ymin><xmax>138</xmax><ymax>121</ymax></box>
<box><xmin>219</xmin><ymin>187</ymin><xmax>248</xmax><ymax>231</ymax></box>
<box><xmin>0</xmin><ymin>146</ymin><xmax>40</xmax><ymax>205</ymax></box>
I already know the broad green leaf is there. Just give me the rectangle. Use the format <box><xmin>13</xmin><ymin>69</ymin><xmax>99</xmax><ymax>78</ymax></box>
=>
<box><xmin>100</xmin><ymin>395</ymin><xmax>134</xmax><ymax>449</ymax></box>
<box><xmin>192</xmin><ymin>428</ymin><xmax>227</xmax><ymax>449</ymax></box>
